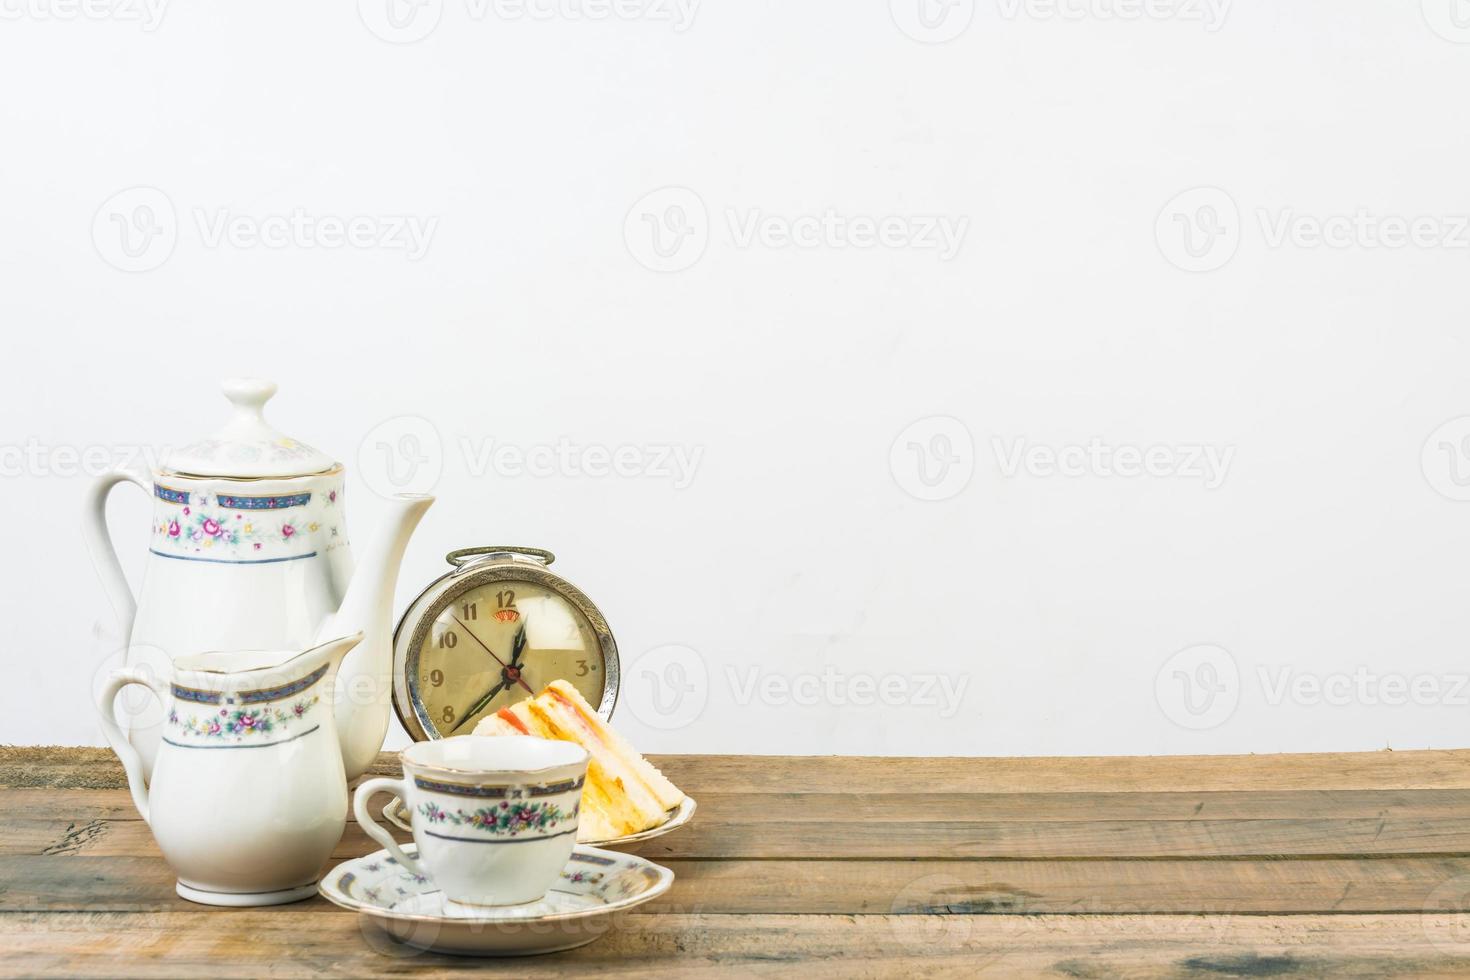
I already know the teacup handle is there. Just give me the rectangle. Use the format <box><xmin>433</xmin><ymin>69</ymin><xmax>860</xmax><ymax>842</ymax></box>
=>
<box><xmin>354</xmin><ymin>777</ymin><xmax>425</xmax><ymax>876</ymax></box>
<box><xmin>96</xmin><ymin>666</ymin><xmax>167</xmax><ymax>825</ymax></box>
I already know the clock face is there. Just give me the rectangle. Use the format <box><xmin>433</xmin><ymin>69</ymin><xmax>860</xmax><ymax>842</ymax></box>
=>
<box><xmin>410</xmin><ymin>577</ymin><xmax>608</xmax><ymax>737</ymax></box>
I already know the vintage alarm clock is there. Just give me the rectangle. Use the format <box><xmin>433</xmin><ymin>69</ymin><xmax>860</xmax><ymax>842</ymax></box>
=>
<box><xmin>391</xmin><ymin>547</ymin><xmax>619</xmax><ymax>741</ymax></box>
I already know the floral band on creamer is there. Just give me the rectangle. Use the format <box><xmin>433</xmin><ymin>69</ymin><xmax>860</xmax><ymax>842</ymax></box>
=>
<box><xmin>411</xmin><ymin>775</ymin><xmax>586</xmax><ymax>799</ymax></box>
<box><xmin>172</xmin><ymin>662</ymin><xmax>330</xmax><ymax>708</ymax></box>
<box><xmin>171</xmin><ymin>683</ymin><xmax>223</xmax><ymax>705</ymax></box>
<box><xmin>166</xmin><ymin>696</ymin><xmax>321</xmax><ymax>747</ymax></box>
<box><xmin>238</xmin><ymin>662</ymin><xmax>331</xmax><ymax>704</ymax></box>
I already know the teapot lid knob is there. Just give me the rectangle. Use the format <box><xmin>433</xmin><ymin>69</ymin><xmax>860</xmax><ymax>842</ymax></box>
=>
<box><xmin>221</xmin><ymin>378</ymin><xmax>277</xmax><ymax>419</ymax></box>
<box><xmin>160</xmin><ymin>378</ymin><xmax>335</xmax><ymax>479</ymax></box>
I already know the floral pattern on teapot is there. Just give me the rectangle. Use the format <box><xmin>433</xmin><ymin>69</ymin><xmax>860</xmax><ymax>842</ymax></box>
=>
<box><xmin>149</xmin><ymin>481</ymin><xmax>344</xmax><ymax>563</ymax></box>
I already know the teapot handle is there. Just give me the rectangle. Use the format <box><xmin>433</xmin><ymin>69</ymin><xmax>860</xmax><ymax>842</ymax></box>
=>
<box><xmin>83</xmin><ymin>467</ymin><xmax>151</xmax><ymax>642</ymax></box>
<box><xmin>96</xmin><ymin>667</ymin><xmax>168</xmax><ymax>825</ymax></box>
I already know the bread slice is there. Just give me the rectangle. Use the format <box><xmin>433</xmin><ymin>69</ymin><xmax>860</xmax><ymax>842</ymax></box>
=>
<box><xmin>472</xmin><ymin>680</ymin><xmax>684</xmax><ymax>840</ymax></box>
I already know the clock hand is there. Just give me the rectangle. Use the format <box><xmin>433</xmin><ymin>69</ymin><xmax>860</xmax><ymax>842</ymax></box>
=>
<box><xmin>449</xmin><ymin>679</ymin><xmax>507</xmax><ymax>734</ymax></box>
<box><xmin>502</xmin><ymin>620</ymin><xmax>533</xmax><ymax>690</ymax></box>
<box><xmin>452</xmin><ymin>615</ymin><xmax>535</xmax><ymax>696</ymax></box>
<box><xmin>447</xmin><ymin>622</ymin><xmax>534</xmax><ymax>733</ymax></box>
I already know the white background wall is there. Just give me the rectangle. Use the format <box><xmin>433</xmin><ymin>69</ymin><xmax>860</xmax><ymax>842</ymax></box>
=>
<box><xmin>4</xmin><ymin>0</ymin><xmax>1470</xmax><ymax>757</ymax></box>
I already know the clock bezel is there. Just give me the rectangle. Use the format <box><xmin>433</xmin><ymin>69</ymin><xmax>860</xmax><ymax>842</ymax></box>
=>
<box><xmin>391</xmin><ymin>552</ymin><xmax>620</xmax><ymax>742</ymax></box>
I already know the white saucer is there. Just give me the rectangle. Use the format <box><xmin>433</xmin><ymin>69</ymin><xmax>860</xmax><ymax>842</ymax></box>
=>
<box><xmin>319</xmin><ymin>844</ymin><xmax>674</xmax><ymax>956</ymax></box>
<box><xmin>382</xmin><ymin>794</ymin><xmax>697</xmax><ymax>848</ymax></box>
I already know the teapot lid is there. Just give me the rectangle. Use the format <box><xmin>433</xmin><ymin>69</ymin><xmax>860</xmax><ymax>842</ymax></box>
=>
<box><xmin>162</xmin><ymin>379</ymin><xmax>337</xmax><ymax>479</ymax></box>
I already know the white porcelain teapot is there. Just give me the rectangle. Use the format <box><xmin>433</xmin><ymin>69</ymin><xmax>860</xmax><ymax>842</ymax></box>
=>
<box><xmin>84</xmin><ymin>379</ymin><xmax>432</xmax><ymax>782</ymax></box>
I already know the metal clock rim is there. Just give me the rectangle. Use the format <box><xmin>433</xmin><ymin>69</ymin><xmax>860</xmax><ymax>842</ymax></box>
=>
<box><xmin>392</xmin><ymin>557</ymin><xmax>620</xmax><ymax>742</ymax></box>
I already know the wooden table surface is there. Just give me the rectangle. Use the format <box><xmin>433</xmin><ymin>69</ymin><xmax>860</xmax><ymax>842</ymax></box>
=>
<box><xmin>6</xmin><ymin>746</ymin><xmax>1470</xmax><ymax>976</ymax></box>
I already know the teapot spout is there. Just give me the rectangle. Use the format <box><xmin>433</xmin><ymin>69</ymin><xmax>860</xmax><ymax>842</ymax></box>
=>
<box><xmin>317</xmin><ymin>493</ymin><xmax>433</xmax><ymax>781</ymax></box>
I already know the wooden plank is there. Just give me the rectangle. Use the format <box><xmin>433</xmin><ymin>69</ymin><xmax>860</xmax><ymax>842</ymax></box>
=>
<box><xmin>24</xmin><ymin>787</ymin><xmax>1470</xmax><ymax>823</ymax></box>
<box><xmin>4</xmin><ymin>854</ymin><xmax>1470</xmax><ymax>915</ymax></box>
<box><xmin>13</xmin><ymin>746</ymin><xmax>1470</xmax><ymax>794</ymax></box>
<box><xmin>12</xmin><ymin>809</ymin><xmax>1470</xmax><ymax>860</ymax></box>
<box><xmin>3</xmin><ymin>911</ymin><xmax>1470</xmax><ymax>978</ymax></box>
<box><xmin>647</xmin><ymin>751</ymin><xmax>1470</xmax><ymax>794</ymax></box>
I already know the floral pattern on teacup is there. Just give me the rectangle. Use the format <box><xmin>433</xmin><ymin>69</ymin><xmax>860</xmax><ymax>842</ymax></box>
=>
<box><xmin>417</xmin><ymin>799</ymin><xmax>578</xmax><ymax>837</ymax></box>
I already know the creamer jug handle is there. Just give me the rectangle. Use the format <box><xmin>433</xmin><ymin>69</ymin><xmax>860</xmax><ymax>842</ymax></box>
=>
<box><xmin>96</xmin><ymin>667</ymin><xmax>168</xmax><ymax>824</ymax></box>
<box><xmin>83</xmin><ymin>467</ymin><xmax>151</xmax><ymax>641</ymax></box>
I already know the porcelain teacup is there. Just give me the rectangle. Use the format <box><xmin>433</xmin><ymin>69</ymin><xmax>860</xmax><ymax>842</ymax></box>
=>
<box><xmin>356</xmin><ymin>736</ymin><xmax>588</xmax><ymax>907</ymax></box>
